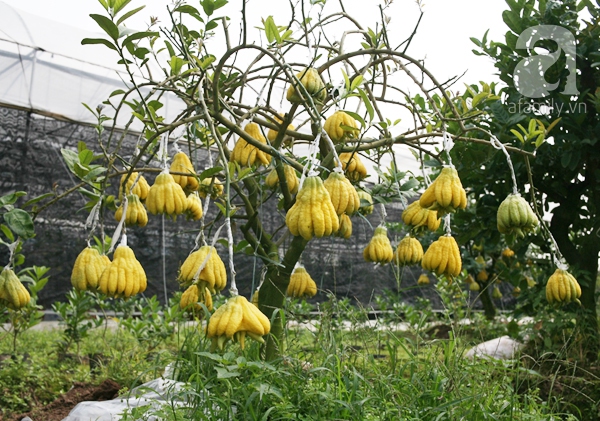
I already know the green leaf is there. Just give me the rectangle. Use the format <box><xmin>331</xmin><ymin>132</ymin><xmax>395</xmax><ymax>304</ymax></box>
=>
<box><xmin>0</xmin><ymin>224</ymin><xmax>15</xmax><ymax>242</ymax></box>
<box><xmin>89</xmin><ymin>14</ymin><xmax>120</xmax><ymax>41</ymax></box>
<box><xmin>21</xmin><ymin>193</ymin><xmax>53</xmax><ymax>209</ymax></box>
<box><xmin>0</xmin><ymin>192</ymin><xmax>27</xmax><ymax>208</ymax></box>
<box><xmin>116</xmin><ymin>5</ymin><xmax>145</xmax><ymax>25</ymax></box>
<box><xmin>199</xmin><ymin>167</ymin><xmax>224</xmax><ymax>180</ymax></box>
<box><xmin>342</xmin><ymin>110</ymin><xmax>365</xmax><ymax>128</ymax></box>
<box><xmin>61</xmin><ymin>148</ymin><xmax>79</xmax><ymax>173</ymax></box>
<box><xmin>534</xmin><ymin>133</ymin><xmax>545</xmax><ymax>148</ymax></box>
<box><xmin>3</xmin><ymin>209</ymin><xmax>35</xmax><ymax>239</ymax></box>
<box><xmin>81</xmin><ymin>38</ymin><xmax>117</xmax><ymax>51</ymax></box>
<box><xmin>201</xmin><ymin>0</ymin><xmax>215</xmax><ymax>16</ymax></box>
<box><xmin>109</xmin><ymin>90</ymin><xmax>126</xmax><ymax>99</ymax></box>
<box><xmin>173</xmin><ymin>5</ymin><xmax>203</xmax><ymax>22</ymax></box>
<box><xmin>122</xmin><ymin>31</ymin><xmax>159</xmax><ymax>46</ymax></box>
<box><xmin>357</xmin><ymin>88</ymin><xmax>374</xmax><ymax>122</ymax></box>
<box><xmin>264</xmin><ymin>16</ymin><xmax>280</xmax><ymax>44</ymax></box>
<box><xmin>350</xmin><ymin>75</ymin><xmax>363</xmax><ymax>91</ymax></box>
<box><xmin>341</xmin><ymin>68</ymin><xmax>350</xmax><ymax>91</ymax></box>
<box><xmin>510</xmin><ymin>129</ymin><xmax>525</xmax><ymax>143</ymax></box>
<box><xmin>169</xmin><ymin>56</ymin><xmax>187</xmax><ymax>76</ymax></box>
<box><xmin>112</xmin><ymin>0</ymin><xmax>132</xmax><ymax>15</ymax></box>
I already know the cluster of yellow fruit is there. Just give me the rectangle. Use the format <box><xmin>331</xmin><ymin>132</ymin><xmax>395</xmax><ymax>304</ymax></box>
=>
<box><xmin>417</xmin><ymin>273</ymin><xmax>430</xmax><ymax>285</ymax></box>
<box><xmin>115</xmin><ymin>194</ymin><xmax>148</xmax><ymax>227</ymax></box>
<box><xmin>286</xmin><ymin>67</ymin><xmax>327</xmax><ymax>104</ymax></box>
<box><xmin>178</xmin><ymin>245</ymin><xmax>227</xmax><ymax>294</ymax></box>
<box><xmin>180</xmin><ymin>284</ymin><xmax>213</xmax><ymax>313</ymax></box>
<box><xmin>285</xmin><ymin>175</ymin><xmax>340</xmax><ymax>240</ymax></box>
<box><xmin>71</xmin><ymin>247</ymin><xmax>110</xmax><ymax>291</ymax></box>
<box><xmin>267</xmin><ymin>113</ymin><xmax>295</xmax><ymax>145</ymax></box>
<box><xmin>198</xmin><ymin>177</ymin><xmax>224</xmax><ymax>200</ymax></box>
<box><xmin>324</xmin><ymin>111</ymin><xmax>360</xmax><ymax>143</ymax></box>
<box><xmin>339</xmin><ymin>152</ymin><xmax>368</xmax><ymax>182</ymax></box>
<box><xmin>497</xmin><ymin>193</ymin><xmax>539</xmax><ymax>238</ymax></box>
<box><xmin>363</xmin><ymin>226</ymin><xmax>394</xmax><ymax>264</ymax></box>
<box><xmin>323</xmin><ymin>171</ymin><xmax>360</xmax><ymax>216</ymax></box>
<box><xmin>0</xmin><ymin>267</ymin><xmax>31</xmax><ymax>309</ymax></box>
<box><xmin>336</xmin><ymin>213</ymin><xmax>353</xmax><ymax>239</ymax></box>
<box><xmin>419</xmin><ymin>167</ymin><xmax>467</xmax><ymax>217</ymax></box>
<box><xmin>265</xmin><ymin>164</ymin><xmax>300</xmax><ymax>195</ymax></box>
<box><xmin>230</xmin><ymin>123</ymin><xmax>272</xmax><ymax>167</ymax></box>
<box><xmin>421</xmin><ymin>236</ymin><xmax>462</xmax><ymax>279</ymax></box>
<box><xmin>98</xmin><ymin>244</ymin><xmax>147</xmax><ymax>298</ymax></box>
<box><xmin>116</xmin><ymin>150</ymin><xmax>208</xmax><ymax>224</ymax></box>
<box><xmin>546</xmin><ymin>268</ymin><xmax>582</xmax><ymax>305</ymax></box>
<box><xmin>401</xmin><ymin>201</ymin><xmax>440</xmax><ymax>232</ymax></box>
<box><xmin>71</xmin><ymin>245</ymin><xmax>147</xmax><ymax>299</ymax></box>
<box><xmin>356</xmin><ymin>189</ymin><xmax>373</xmax><ymax>215</ymax></box>
<box><xmin>146</xmin><ymin>171</ymin><xmax>188</xmax><ymax>216</ymax></box>
<box><xmin>287</xmin><ymin>266</ymin><xmax>317</xmax><ymax>298</ymax></box>
<box><xmin>394</xmin><ymin>236</ymin><xmax>424</xmax><ymax>266</ymax></box>
<box><xmin>207</xmin><ymin>295</ymin><xmax>271</xmax><ymax>350</ymax></box>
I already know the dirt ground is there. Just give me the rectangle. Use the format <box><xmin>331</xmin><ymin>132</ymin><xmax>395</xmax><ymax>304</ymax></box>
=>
<box><xmin>3</xmin><ymin>379</ymin><xmax>121</xmax><ymax>421</ymax></box>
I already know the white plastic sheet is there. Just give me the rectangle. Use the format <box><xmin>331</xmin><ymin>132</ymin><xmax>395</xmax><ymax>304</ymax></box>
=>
<box><xmin>62</xmin><ymin>378</ymin><xmax>186</xmax><ymax>421</ymax></box>
<box><xmin>0</xmin><ymin>1</ymin><xmax>183</xmax><ymax>129</ymax></box>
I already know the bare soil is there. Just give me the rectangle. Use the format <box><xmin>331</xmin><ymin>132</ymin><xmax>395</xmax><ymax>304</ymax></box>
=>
<box><xmin>3</xmin><ymin>379</ymin><xmax>121</xmax><ymax>421</ymax></box>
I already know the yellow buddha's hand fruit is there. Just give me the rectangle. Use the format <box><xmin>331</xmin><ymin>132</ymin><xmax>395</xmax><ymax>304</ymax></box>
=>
<box><xmin>198</xmin><ymin>177</ymin><xmax>224</xmax><ymax>199</ymax></box>
<box><xmin>419</xmin><ymin>167</ymin><xmax>467</xmax><ymax>216</ymax></box>
<box><xmin>287</xmin><ymin>266</ymin><xmax>318</xmax><ymax>298</ymax></box>
<box><xmin>417</xmin><ymin>274</ymin><xmax>430</xmax><ymax>286</ymax></box>
<box><xmin>267</xmin><ymin>113</ymin><xmax>295</xmax><ymax>146</ymax></box>
<box><xmin>114</xmin><ymin>194</ymin><xmax>148</xmax><ymax>227</ymax></box>
<box><xmin>230</xmin><ymin>123</ymin><xmax>272</xmax><ymax>167</ymax></box>
<box><xmin>71</xmin><ymin>247</ymin><xmax>111</xmax><ymax>291</ymax></box>
<box><xmin>265</xmin><ymin>164</ymin><xmax>299</xmax><ymax>195</ymax></box>
<box><xmin>184</xmin><ymin>193</ymin><xmax>203</xmax><ymax>221</ymax></box>
<box><xmin>180</xmin><ymin>284</ymin><xmax>213</xmax><ymax>312</ymax></box>
<box><xmin>356</xmin><ymin>189</ymin><xmax>374</xmax><ymax>216</ymax></box>
<box><xmin>336</xmin><ymin>213</ymin><xmax>353</xmax><ymax>239</ymax></box>
<box><xmin>207</xmin><ymin>295</ymin><xmax>271</xmax><ymax>350</ymax></box>
<box><xmin>0</xmin><ymin>268</ymin><xmax>31</xmax><ymax>309</ymax></box>
<box><xmin>401</xmin><ymin>201</ymin><xmax>441</xmax><ymax>232</ymax></box>
<box><xmin>146</xmin><ymin>171</ymin><xmax>187</xmax><ymax>216</ymax></box>
<box><xmin>118</xmin><ymin>172</ymin><xmax>150</xmax><ymax>201</ymax></box>
<box><xmin>546</xmin><ymin>268</ymin><xmax>582</xmax><ymax>305</ymax></box>
<box><xmin>285</xmin><ymin>176</ymin><xmax>339</xmax><ymax>240</ymax></box>
<box><xmin>170</xmin><ymin>151</ymin><xmax>199</xmax><ymax>192</ymax></box>
<box><xmin>286</xmin><ymin>67</ymin><xmax>327</xmax><ymax>104</ymax></box>
<box><xmin>394</xmin><ymin>237</ymin><xmax>424</xmax><ymax>266</ymax></box>
<box><xmin>323</xmin><ymin>171</ymin><xmax>360</xmax><ymax>216</ymax></box>
<box><xmin>421</xmin><ymin>235</ymin><xmax>462</xmax><ymax>278</ymax></box>
<box><xmin>497</xmin><ymin>194</ymin><xmax>539</xmax><ymax>238</ymax></box>
<box><xmin>363</xmin><ymin>226</ymin><xmax>394</xmax><ymax>264</ymax></box>
<box><xmin>339</xmin><ymin>152</ymin><xmax>367</xmax><ymax>182</ymax></box>
<box><xmin>324</xmin><ymin>111</ymin><xmax>360</xmax><ymax>143</ymax></box>
<box><xmin>178</xmin><ymin>246</ymin><xmax>227</xmax><ymax>293</ymax></box>
<box><xmin>98</xmin><ymin>245</ymin><xmax>147</xmax><ymax>298</ymax></box>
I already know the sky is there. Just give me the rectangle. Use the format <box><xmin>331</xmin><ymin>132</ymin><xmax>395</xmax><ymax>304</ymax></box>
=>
<box><xmin>0</xmin><ymin>0</ymin><xmax>512</xmax><ymax>173</ymax></box>
<box><xmin>1</xmin><ymin>0</ymin><xmax>510</xmax><ymax>85</ymax></box>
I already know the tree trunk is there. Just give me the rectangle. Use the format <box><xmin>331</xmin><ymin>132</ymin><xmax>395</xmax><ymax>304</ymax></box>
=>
<box><xmin>478</xmin><ymin>281</ymin><xmax>497</xmax><ymax>320</ymax></box>
<box><xmin>258</xmin><ymin>235</ymin><xmax>308</xmax><ymax>360</ymax></box>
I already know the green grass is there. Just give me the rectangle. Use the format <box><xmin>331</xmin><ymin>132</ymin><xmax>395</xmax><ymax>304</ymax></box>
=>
<box><xmin>0</xmin><ymin>296</ymin><xmax>587</xmax><ymax>420</ymax></box>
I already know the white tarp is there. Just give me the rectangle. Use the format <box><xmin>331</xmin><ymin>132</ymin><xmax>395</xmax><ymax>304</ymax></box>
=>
<box><xmin>0</xmin><ymin>1</ymin><xmax>182</xmax><ymax>128</ymax></box>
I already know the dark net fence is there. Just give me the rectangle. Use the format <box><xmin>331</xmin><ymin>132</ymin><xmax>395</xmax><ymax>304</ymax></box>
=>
<box><xmin>0</xmin><ymin>106</ymin><xmax>507</xmax><ymax>310</ymax></box>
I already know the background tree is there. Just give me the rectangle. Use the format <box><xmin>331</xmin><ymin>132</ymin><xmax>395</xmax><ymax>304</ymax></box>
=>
<box><xmin>445</xmin><ymin>0</ymin><xmax>600</xmax><ymax>359</ymax></box>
